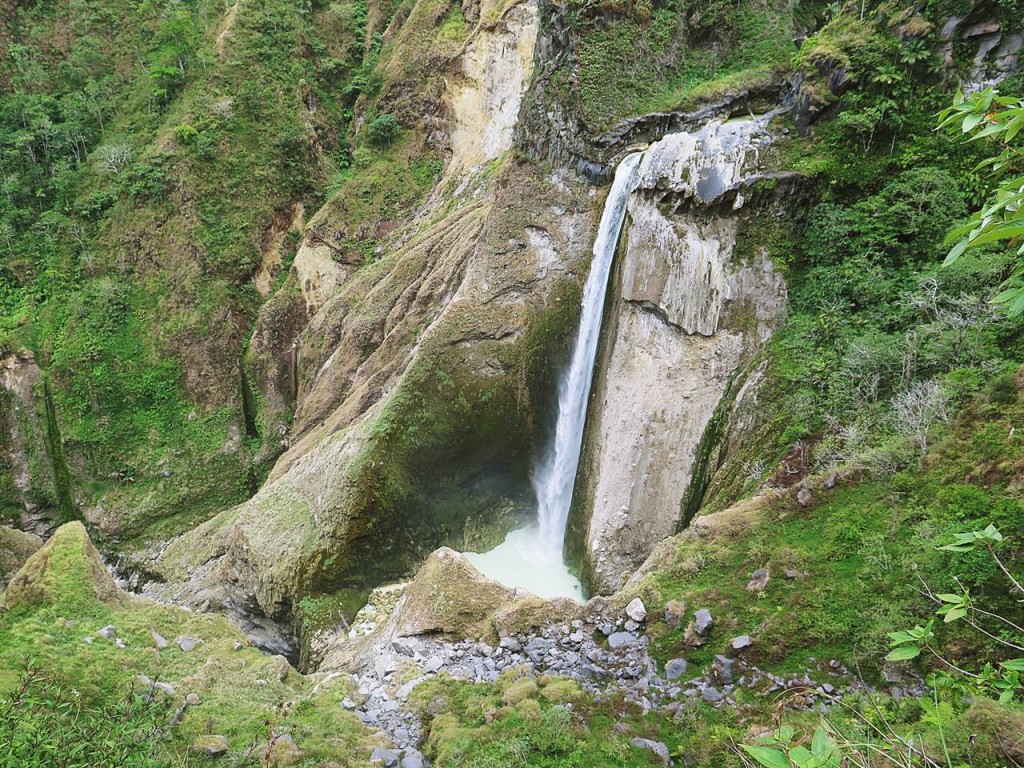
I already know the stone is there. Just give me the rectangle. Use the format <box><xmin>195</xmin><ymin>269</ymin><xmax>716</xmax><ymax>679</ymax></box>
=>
<box><xmin>625</xmin><ymin>598</ymin><xmax>647</xmax><ymax>623</ymax></box>
<box><xmin>154</xmin><ymin>682</ymin><xmax>176</xmax><ymax>696</ymax></box>
<box><xmin>796</xmin><ymin>487</ymin><xmax>812</xmax><ymax>506</ymax></box>
<box><xmin>665</xmin><ymin>658</ymin><xmax>688</xmax><ymax>680</ymax></box>
<box><xmin>631</xmin><ymin>738</ymin><xmax>671</xmax><ymax>767</ymax></box>
<box><xmin>115</xmin><ymin>639</ymin><xmax>127</xmax><ymax>649</ymax></box>
<box><xmin>261</xmin><ymin>733</ymin><xmax>301</xmax><ymax>767</ymax></box>
<box><xmin>746</xmin><ymin>569</ymin><xmax>769</xmax><ymax>592</ymax></box>
<box><xmin>192</xmin><ymin>735</ymin><xmax>229</xmax><ymax>757</ymax></box>
<box><xmin>664</xmin><ymin>599</ymin><xmax>687</xmax><ymax>627</ymax></box>
<box><xmin>423</xmin><ymin>656</ymin><xmax>444</xmax><ymax>673</ymax></box>
<box><xmin>401</xmin><ymin>749</ymin><xmax>426</xmax><ymax>768</ymax></box>
<box><xmin>701</xmin><ymin>686</ymin><xmax>723</xmax><ymax>703</ymax></box>
<box><xmin>396</xmin><ymin>678</ymin><xmax>425</xmax><ymax>700</ymax></box>
<box><xmin>693</xmin><ymin>608</ymin><xmax>713</xmax><ymax>635</ymax></box>
<box><xmin>83</xmin><ymin>636</ymin><xmax>94</xmax><ymax>644</ymax></box>
<box><xmin>342</xmin><ymin>697</ymin><xmax>357</xmax><ymax>710</ymax></box>
<box><xmin>730</xmin><ymin>635</ymin><xmax>753</xmax><ymax>651</ymax></box>
<box><xmin>98</xmin><ymin>625</ymin><xmax>116</xmax><ymax>639</ymax></box>
<box><xmin>370</xmin><ymin>746</ymin><xmax>400</xmax><ymax>767</ymax></box>
<box><xmin>711</xmin><ymin>655</ymin><xmax>735</xmax><ymax>686</ymax></box>
<box><xmin>624</xmin><ymin>619</ymin><xmax>640</xmax><ymax>632</ymax></box>
<box><xmin>151</xmin><ymin>631</ymin><xmax>169</xmax><ymax>649</ymax></box>
<box><xmin>185</xmin><ymin>693</ymin><xmax>201</xmax><ymax>706</ymax></box>
<box><xmin>784</xmin><ymin>569</ymin><xmax>800</xmax><ymax>580</ymax></box>
<box><xmin>176</xmin><ymin>636</ymin><xmax>201</xmax><ymax>652</ymax></box>
<box><xmin>499</xmin><ymin>637</ymin><xmax>521</xmax><ymax>653</ymax></box>
<box><xmin>392</xmin><ymin>639</ymin><xmax>419</xmax><ymax>657</ymax></box>
<box><xmin>607</xmin><ymin>632</ymin><xmax>638</xmax><ymax>649</ymax></box>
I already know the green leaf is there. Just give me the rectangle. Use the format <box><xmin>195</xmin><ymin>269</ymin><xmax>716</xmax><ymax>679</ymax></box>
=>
<box><xmin>1000</xmin><ymin>659</ymin><xmax>1024</xmax><ymax>672</ymax></box>
<box><xmin>886</xmin><ymin>645</ymin><xmax>921</xmax><ymax>661</ymax></box>
<box><xmin>789</xmin><ymin>746</ymin><xmax>815</xmax><ymax>768</ymax></box>
<box><xmin>962</xmin><ymin>111</ymin><xmax>985</xmax><ymax>132</ymax></box>
<box><xmin>936</xmin><ymin>594</ymin><xmax>962</xmax><ymax>604</ymax></box>
<box><xmin>811</xmin><ymin>728</ymin><xmax>832</xmax><ymax>756</ymax></box>
<box><xmin>999</xmin><ymin>688</ymin><xmax>1014</xmax><ymax>704</ymax></box>
<box><xmin>741</xmin><ymin>745</ymin><xmax>792</xmax><ymax>768</ymax></box>
<box><xmin>942</xmin><ymin>606</ymin><xmax>967</xmax><ymax>623</ymax></box>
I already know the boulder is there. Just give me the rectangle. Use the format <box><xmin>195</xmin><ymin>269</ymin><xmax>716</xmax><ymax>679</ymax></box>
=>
<box><xmin>711</xmin><ymin>655</ymin><xmax>735</xmax><ymax>686</ymax></box>
<box><xmin>0</xmin><ymin>526</ymin><xmax>42</xmax><ymax>589</ymax></box>
<box><xmin>730</xmin><ymin>635</ymin><xmax>753</xmax><ymax>651</ymax></box>
<box><xmin>693</xmin><ymin>608</ymin><xmax>714</xmax><ymax>635</ymax></box>
<box><xmin>664</xmin><ymin>599</ymin><xmax>687</xmax><ymax>628</ymax></box>
<box><xmin>665</xmin><ymin>658</ymin><xmax>688</xmax><ymax>680</ymax></box>
<box><xmin>746</xmin><ymin>569</ymin><xmax>769</xmax><ymax>592</ymax></box>
<box><xmin>370</xmin><ymin>746</ymin><xmax>400</xmax><ymax>767</ymax></box>
<box><xmin>393</xmin><ymin>548</ymin><xmax>517</xmax><ymax>639</ymax></box>
<box><xmin>625</xmin><ymin>597</ymin><xmax>647</xmax><ymax>623</ymax></box>
<box><xmin>192</xmin><ymin>735</ymin><xmax>229</xmax><ymax>758</ymax></box>
<box><xmin>260</xmin><ymin>733</ymin><xmax>301</xmax><ymax>767</ymax></box>
<box><xmin>2</xmin><ymin>522</ymin><xmax>129</xmax><ymax>611</ymax></box>
<box><xmin>607</xmin><ymin>632</ymin><xmax>638</xmax><ymax>649</ymax></box>
<box><xmin>631</xmin><ymin>738</ymin><xmax>671</xmax><ymax>767</ymax></box>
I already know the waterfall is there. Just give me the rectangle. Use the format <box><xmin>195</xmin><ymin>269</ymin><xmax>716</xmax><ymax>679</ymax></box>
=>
<box><xmin>534</xmin><ymin>152</ymin><xmax>644</xmax><ymax>555</ymax></box>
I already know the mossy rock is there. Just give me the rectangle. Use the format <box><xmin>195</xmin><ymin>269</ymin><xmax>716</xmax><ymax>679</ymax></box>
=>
<box><xmin>394</xmin><ymin>547</ymin><xmax>517</xmax><ymax>639</ymax></box>
<box><xmin>0</xmin><ymin>526</ymin><xmax>42</xmax><ymax>590</ymax></box>
<box><xmin>2</xmin><ymin>522</ymin><xmax>128</xmax><ymax>613</ymax></box>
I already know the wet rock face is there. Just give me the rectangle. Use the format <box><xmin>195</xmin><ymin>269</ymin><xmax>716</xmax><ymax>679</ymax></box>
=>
<box><xmin>579</xmin><ymin>116</ymin><xmax>790</xmax><ymax>593</ymax></box>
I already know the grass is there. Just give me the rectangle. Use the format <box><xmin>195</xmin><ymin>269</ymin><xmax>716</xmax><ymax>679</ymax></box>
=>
<box><xmin>0</xmin><ymin>522</ymin><xmax>379</xmax><ymax>766</ymax></box>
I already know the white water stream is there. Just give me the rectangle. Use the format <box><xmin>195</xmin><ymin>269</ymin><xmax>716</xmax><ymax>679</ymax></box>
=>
<box><xmin>465</xmin><ymin>153</ymin><xmax>644</xmax><ymax>600</ymax></box>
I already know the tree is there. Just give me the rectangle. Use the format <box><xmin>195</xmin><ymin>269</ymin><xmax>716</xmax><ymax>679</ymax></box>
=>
<box><xmin>367</xmin><ymin>113</ymin><xmax>399</xmax><ymax>147</ymax></box>
<box><xmin>939</xmin><ymin>89</ymin><xmax>1024</xmax><ymax>314</ymax></box>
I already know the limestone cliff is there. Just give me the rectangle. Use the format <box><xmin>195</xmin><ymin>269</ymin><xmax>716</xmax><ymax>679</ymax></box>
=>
<box><xmin>573</xmin><ymin>117</ymin><xmax>791</xmax><ymax>593</ymax></box>
<box><xmin>149</xmin><ymin>0</ymin><xmax>604</xmax><ymax>653</ymax></box>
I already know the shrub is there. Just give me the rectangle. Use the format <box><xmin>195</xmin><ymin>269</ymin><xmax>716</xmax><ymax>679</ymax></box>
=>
<box><xmin>367</xmin><ymin>113</ymin><xmax>399</xmax><ymax>147</ymax></box>
<box><xmin>0</xmin><ymin>661</ymin><xmax>171</xmax><ymax>768</ymax></box>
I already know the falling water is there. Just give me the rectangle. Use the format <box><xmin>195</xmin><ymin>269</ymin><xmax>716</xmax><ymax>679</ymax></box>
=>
<box><xmin>464</xmin><ymin>153</ymin><xmax>643</xmax><ymax>599</ymax></box>
<box><xmin>533</xmin><ymin>152</ymin><xmax>644</xmax><ymax>554</ymax></box>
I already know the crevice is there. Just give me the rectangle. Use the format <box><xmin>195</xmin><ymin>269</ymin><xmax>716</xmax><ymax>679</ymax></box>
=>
<box><xmin>41</xmin><ymin>376</ymin><xmax>76</xmax><ymax>524</ymax></box>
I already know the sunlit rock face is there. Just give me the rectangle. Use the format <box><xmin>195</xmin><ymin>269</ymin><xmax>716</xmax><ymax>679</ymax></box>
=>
<box><xmin>580</xmin><ymin>117</ymin><xmax>789</xmax><ymax>593</ymax></box>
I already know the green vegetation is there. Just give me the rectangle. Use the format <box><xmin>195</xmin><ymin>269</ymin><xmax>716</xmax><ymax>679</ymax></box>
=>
<box><xmin>939</xmin><ymin>89</ymin><xmax>1024</xmax><ymax>315</ymax></box>
<box><xmin>0</xmin><ymin>522</ymin><xmax>377</xmax><ymax>766</ymax></box>
<box><xmin>562</xmin><ymin>0</ymin><xmax>797</xmax><ymax>130</ymax></box>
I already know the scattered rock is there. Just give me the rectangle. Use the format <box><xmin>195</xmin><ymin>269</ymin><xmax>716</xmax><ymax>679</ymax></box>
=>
<box><xmin>98</xmin><ymin>625</ymin><xmax>116</xmax><ymax>639</ymax></box>
<box><xmin>701</xmin><ymin>686</ymin><xmax>723</xmax><ymax>703</ymax></box>
<box><xmin>342</xmin><ymin>697</ymin><xmax>357</xmax><ymax>710</ymax></box>
<box><xmin>151</xmin><ymin>631</ymin><xmax>169</xmax><ymax>649</ymax></box>
<box><xmin>746</xmin><ymin>569</ymin><xmax>769</xmax><ymax>592</ymax></box>
<box><xmin>784</xmin><ymin>569</ymin><xmax>800</xmax><ymax>580</ymax></box>
<box><xmin>261</xmin><ymin>733</ymin><xmax>301</xmax><ymax>767</ymax></box>
<box><xmin>83</xmin><ymin>636</ymin><xmax>94</xmax><ymax>644</ymax></box>
<box><xmin>370</xmin><ymin>746</ymin><xmax>400</xmax><ymax>767</ymax></box>
<box><xmin>664</xmin><ymin>600</ymin><xmax>687</xmax><ymax>628</ymax></box>
<box><xmin>665</xmin><ymin>658</ymin><xmax>688</xmax><ymax>680</ymax></box>
<box><xmin>607</xmin><ymin>632</ymin><xmax>638</xmax><ymax>649</ymax></box>
<box><xmin>631</xmin><ymin>738</ymin><xmax>671</xmax><ymax>767</ymax></box>
<box><xmin>796</xmin><ymin>487</ymin><xmax>812</xmax><ymax>506</ymax></box>
<box><xmin>730</xmin><ymin>635</ymin><xmax>753</xmax><ymax>651</ymax></box>
<box><xmin>693</xmin><ymin>608</ymin><xmax>713</xmax><ymax>635</ymax></box>
<box><xmin>625</xmin><ymin>598</ymin><xmax>647</xmax><ymax>623</ymax></box>
<box><xmin>711</xmin><ymin>655</ymin><xmax>735</xmax><ymax>686</ymax></box>
<box><xmin>154</xmin><ymin>682</ymin><xmax>176</xmax><ymax>696</ymax></box>
<box><xmin>185</xmin><ymin>693</ymin><xmax>201</xmax><ymax>706</ymax></box>
<box><xmin>192</xmin><ymin>735</ymin><xmax>229</xmax><ymax>758</ymax></box>
<box><xmin>400</xmin><ymin>749</ymin><xmax>426</xmax><ymax>768</ymax></box>
<box><xmin>175</xmin><ymin>636</ymin><xmax>201</xmax><ymax>652</ymax></box>
<box><xmin>115</xmin><ymin>639</ymin><xmax>127</xmax><ymax>650</ymax></box>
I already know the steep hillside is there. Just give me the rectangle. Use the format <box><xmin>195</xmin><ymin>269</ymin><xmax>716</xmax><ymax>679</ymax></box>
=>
<box><xmin>2</xmin><ymin>0</ymin><xmax>1024</xmax><ymax>765</ymax></box>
